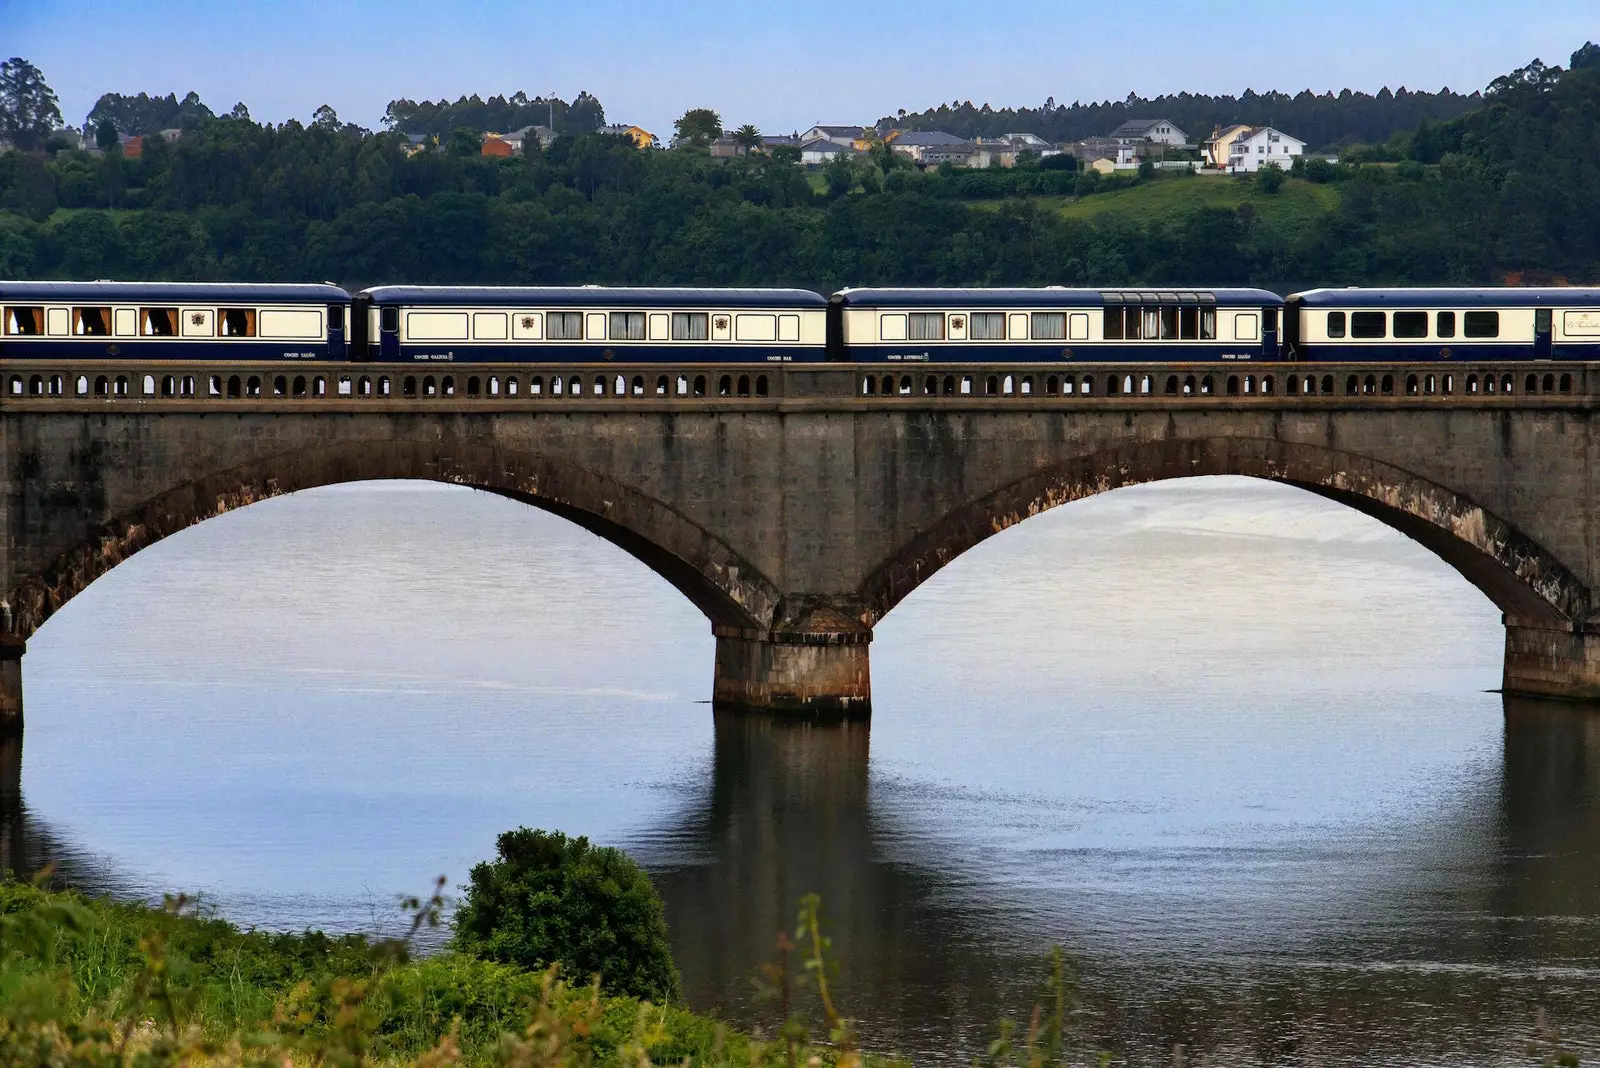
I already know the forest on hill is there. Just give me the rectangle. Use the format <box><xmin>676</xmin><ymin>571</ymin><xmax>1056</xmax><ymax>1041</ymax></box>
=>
<box><xmin>0</xmin><ymin>44</ymin><xmax>1596</xmax><ymax>290</ymax></box>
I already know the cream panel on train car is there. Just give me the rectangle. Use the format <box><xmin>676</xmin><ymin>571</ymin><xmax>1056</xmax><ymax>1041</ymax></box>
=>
<box><xmin>1008</xmin><ymin>313</ymin><xmax>1028</xmax><ymax>340</ymax></box>
<box><xmin>879</xmin><ymin>313</ymin><xmax>907</xmax><ymax>341</ymax></box>
<box><xmin>1231</xmin><ymin>311</ymin><xmax>1259</xmax><ymax>341</ymax></box>
<box><xmin>181</xmin><ymin>308</ymin><xmax>213</xmax><ymax>337</ymax></box>
<box><xmin>736</xmin><ymin>314</ymin><xmax>777</xmax><ymax>341</ymax></box>
<box><xmin>799</xmin><ymin>311</ymin><xmax>827</xmax><ymax>344</ymax></box>
<box><xmin>45</xmin><ymin>307</ymin><xmax>69</xmax><ymax>336</ymax></box>
<box><xmin>404</xmin><ymin>310</ymin><xmax>467</xmax><ymax>341</ymax></box>
<box><xmin>1069</xmin><ymin>313</ymin><xmax>1090</xmax><ymax>341</ymax></box>
<box><xmin>648</xmin><ymin>313</ymin><xmax>669</xmax><ymax>341</ymax></box>
<box><xmin>585</xmin><ymin>312</ymin><xmax>607</xmax><ymax>340</ymax></box>
<box><xmin>711</xmin><ymin>312</ymin><xmax>733</xmax><ymax>341</ymax></box>
<box><xmin>114</xmin><ymin>307</ymin><xmax>138</xmax><ymax>337</ymax></box>
<box><xmin>259</xmin><ymin>307</ymin><xmax>324</xmax><ymax>339</ymax></box>
<box><xmin>512</xmin><ymin>311</ymin><xmax>542</xmax><ymax>340</ymax></box>
<box><xmin>1563</xmin><ymin>310</ymin><xmax>1600</xmax><ymax>338</ymax></box>
<box><xmin>473</xmin><ymin>312</ymin><xmax>509</xmax><ymax>340</ymax></box>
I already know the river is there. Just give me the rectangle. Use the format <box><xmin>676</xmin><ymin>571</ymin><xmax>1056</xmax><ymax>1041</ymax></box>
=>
<box><xmin>5</xmin><ymin>477</ymin><xmax>1598</xmax><ymax>1064</ymax></box>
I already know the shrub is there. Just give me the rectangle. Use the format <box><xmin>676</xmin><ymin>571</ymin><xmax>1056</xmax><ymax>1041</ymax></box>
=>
<box><xmin>1256</xmin><ymin>162</ymin><xmax>1286</xmax><ymax>194</ymax></box>
<box><xmin>453</xmin><ymin>828</ymin><xmax>681</xmax><ymax>1004</ymax></box>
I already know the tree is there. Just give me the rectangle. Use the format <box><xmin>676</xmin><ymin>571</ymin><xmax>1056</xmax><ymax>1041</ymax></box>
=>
<box><xmin>447</xmin><ymin>126</ymin><xmax>482</xmax><ymax>157</ymax></box>
<box><xmin>1256</xmin><ymin>161</ymin><xmax>1286</xmax><ymax>193</ymax></box>
<box><xmin>823</xmin><ymin>153</ymin><xmax>855</xmax><ymax>197</ymax></box>
<box><xmin>94</xmin><ymin>119</ymin><xmax>118</xmax><ymax>152</ymax></box>
<box><xmin>673</xmin><ymin>107</ymin><xmax>722</xmax><ymax>148</ymax></box>
<box><xmin>731</xmin><ymin>124</ymin><xmax>762</xmax><ymax>154</ymax></box>
<box><xmin>0</xmin><ymin>58</ymin><xmax>62</xmax><ymax>151</ymax></box>
<box><xmin>312</xmin><ymin>104</ymin><xmax>340</xmax><ymax>130</ymax></box>
<box><xmin>453</xmin><ymin>828</ymin><xmax>680</xmax><ymax>1003</ymax></box>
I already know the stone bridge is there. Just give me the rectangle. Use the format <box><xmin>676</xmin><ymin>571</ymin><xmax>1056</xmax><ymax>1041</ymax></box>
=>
<box><xmin>1</xmin><ymin>357</ymin><xmax>1597</xmax><ymax>729</ymax></box>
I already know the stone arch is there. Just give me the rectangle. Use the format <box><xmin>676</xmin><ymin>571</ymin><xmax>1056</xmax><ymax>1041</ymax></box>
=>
<box><xmin>6</xmin><ymin>439</ymin><xmax>780</xmax><ymax>640</ymax></box>
<box><xmin>860</xmin><ymin>436</ymin><xmax>1586</xmax><ymax>626</ymax></box>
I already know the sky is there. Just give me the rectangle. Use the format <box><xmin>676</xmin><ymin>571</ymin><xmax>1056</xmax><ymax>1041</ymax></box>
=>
<box><xmin>7</xmin><ymin>0</ymin><xmax>1597</xmax><ymax>137</ymax></box>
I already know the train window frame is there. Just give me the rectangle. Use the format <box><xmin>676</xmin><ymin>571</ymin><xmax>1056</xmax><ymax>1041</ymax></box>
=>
<box><xmin>73</xmin><ymin>306</ymin><xmax>113</xmax><ymax>337</ymax></box>
<box><xmin>879</xmin><ymin>314</ymin><xmax>907</xmax><ymax>341</ymax></box>
<box><xmin>969</xmin><ymin>312</ymin><xmax>1005</xmax><ymax>340</ymax></box>
<box><xmin>1535</xmin><ymin>308</ymin><xmax>1553</xmax><ymax>334</ymax></box>
<box><xmin>585</xmin><ymin>312</ymin><xmax>608</xmax><ymax>340</ymax></box>
<box><xmin>546</xmin><ymin>310</ymin><xmax>583</xmax><ymax>340</ymax></box>
<box><xmin>114</xmin><ymin>307</ymin><xmax>138</xmax><ymax>336</ymax></box>
<box><xmin>220</xmin><ymin>307</ymin><xmax>257</xmax><ymax>337</ymax></box>
<box><xmin>672</xmin><ymin>312</ymin><xmax>709</xmax><ymax>341</ymax></box>
<box><xmin>1141</xmin><ymin>307</ymin><xmax>1161</xmax><ymax>340</ymax></box>
<box><xmin>1007</xmin><ymin>313</ymin><xmax>1028</xmax><ymax>340</ymax></box>
<box><xmin>1159</xmin><ymin>306</ymin><xmax>1179</xmax><ymax>340</ymax></box>
<box><xmin>1031</xmin><ymin>312</ymin><xmax>1067</xmax><ymax>340</ymax></box>
<box><xmin>1326</xmin><ymin>311</ymin><xmax>1346</xmax><ymax>338</ymax></box>
<box><xmin>379</xmin><ymin>306</ymin><xmax>399</xmax><ymax>333</ymax></box>
<box><xmin>473</xmin><ymin>311</ymin><xmax>509</xmax><ymax>341</ymax></box>
<box><xmin>1124</xmin><ymin>307</ymin><xmax>1142</xmax><ymax>340</ymax></box>
<box><xmin>1463</xmin><ymin>311</ymin><xmax>1500</xmax><ymax>338</ymax></box>
<box><xmin>648</xmin><ymin>313</ymin><xmax>669</xmax><ymax>341</ymax></box>
<box><xmin>907</xmin><ymin>312</ymin><xmax>945</xmax><ymax>341</ymax></box>
<box><xmin>1233</xmin><ymin>312</ymin><xmax>1259</xmax><ymax>342</ymax></box>
<box><xmin>1180</xmin><ymin>307</ymin><xmax>1199</xmax><ymax>340</ymax></box>
<box><xmin>777</xmin><ymin>314</ymin><xmax>800</xmax><ymax>342</ymax></box>
<box><xmin>1350</xmin><ymin>311</ymin><xmax>1387</xmax><ymax>339</ymax></box>
<box><xmin>1393</xmin><ymin>311</ymin><xmax>1428</xmax><ymax>339</ymax></box>
<box><xmin>140</xmin><ymin>307</ymin><xmax>180</xmax><ymax>337</ymax></box>
<box><xmin>609</xmin><ymin>311</ymin><xmax>646</xmax><ymax>341</ymax></box>
<box><xmin>1102</xmin><ymin>307</ymin><xmax>1124</xmax><ymax>340</ymax></box>
<box><xmin>1200</xmin><ymin>308</ymin><xmax>1217</xmax><ymax>340</ymax></box>
<box><xmin>736</xmin><ymin>313</ymin><xmax>778</xmax><ymax>341</ymax></box>
<box><xmin>3</xmin><ymin>306</ymin><xmax>44</xmax><ymax>336</ymax></box>
<box><xmin>404</xmin><ymin>310</ymin><xmax>467</xmax><ymax>341</ymax></box>
<box><xmin>1069</xmin><ymin>313</ymin><xmax>1089</xmax><ymax>341</ymax></box>
<box><xmin>1436</xmin><ymin>311</ymin><xmax>1456</xmax><ymax>339</ymax></box>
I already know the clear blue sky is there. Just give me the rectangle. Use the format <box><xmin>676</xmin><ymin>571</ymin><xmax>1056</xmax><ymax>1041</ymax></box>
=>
<box><xmin>9</xmin><ymin>0</ymin><xmax>1596</xmax><ymax>136</ymax></box>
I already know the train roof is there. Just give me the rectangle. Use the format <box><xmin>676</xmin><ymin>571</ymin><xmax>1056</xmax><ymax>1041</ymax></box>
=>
<box><xmin>833</xmin><ymin>287</ymin><xmax>1283</xmax><ymax>307</ymax></box>
<box><xmin>360</xmin><ymin>286</ymin><xmax>828</xmax><ymax>308</ymax></box>
<box><xmin>1291</xmin><ymin>287</ymin><xmax>1600</xmax><ymax>308</ymax></box>
<box><xmin>0</xmin><ymin>281</ymin><xmax>350</xmax><ymax>303</ymax></box>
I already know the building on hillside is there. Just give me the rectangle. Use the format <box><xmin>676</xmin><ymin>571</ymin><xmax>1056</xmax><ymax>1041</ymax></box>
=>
<box><xmin>498</xmin><ymin>125</ymin><xmax>553</xmax><ymax>154</ymax></box>
<box><xmin>889</xmin><ymin>130</ymin><xmax>974</xmax><ymax>164</ymax></box>
<box><xmin>1085</xmin><ymin>156</ymin><xmax>1118</xmax><ymax>176</ymax></box>
<box><xmin>1005</xmin><ymin>132</ymin><xmax>1052</xmax><ymax>149</ymax></box>
<box><xmin>119</xmin><ymin>134</ymin><xmax>143</xmax><ymax>158</ymax></box>
<box><xmin>801</xmin><ymin>125</ymin><xmax>867</xmax><ymax>147</ymax></box>
<box><xmin>800</xmin><ymin>137</ymin><xmax>862</xmax><ymax>165</ymax></box>
<box><xmin>599</xmin><ymin>124</ymin><xmax>658</xmax><ymax>149</ymax></box>
<box><xmin>1226</xmin><ymin>126</ymin><xmax>1305</xmax><ymax>173</ymax></box>
<box><xmin>1202</xmin><ymin>124</ymin><xmax>1251</xmax><ymax>168</ymax></box>
<box><xmin>1074</xmin><ymin>137</ymin><xmax>1137</xmax><ymax>167</ymax></box>
<box><xmin>480</xmin><ymin>136</ymin><xmax>514</xmax><ymax>158</ymax></box>
<box><xmin>761</xmin><ymin>134</ymin><xmax>803</xmax><ymax>152</ymax></box>
<box><xmin>1110</xmin><ymin>118</ymin><xmax>1188</xmax><ymax>147</ymax></box>
<box><xmin>402</xmin><ymin>133</ymin><xmax>433</xmax><ymax>156</ymax></box>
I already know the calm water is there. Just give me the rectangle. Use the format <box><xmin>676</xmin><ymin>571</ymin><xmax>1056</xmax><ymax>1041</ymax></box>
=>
<box><xmin>6</xmin><ymin>477</ymin><xmax>1600</xmax><ymax>1064</ymax></box>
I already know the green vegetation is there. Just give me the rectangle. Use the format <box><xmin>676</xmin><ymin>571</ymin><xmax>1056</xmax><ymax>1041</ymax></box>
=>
<box><xmin>454</xmin><ymin>829</ymin><xmax>681</xmax><ymax>1005</ymax></box>
<box><xmin>0</xmin><ymin>44</ymin><xmax>1595</xmax><ymax>289</ymax></box>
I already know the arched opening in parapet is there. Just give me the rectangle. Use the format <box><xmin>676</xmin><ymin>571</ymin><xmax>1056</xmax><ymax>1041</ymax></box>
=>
<box><xmin>872</xmin><ymin>474</ymin><xmax>1507</xmax><ymax>710</ymax></box>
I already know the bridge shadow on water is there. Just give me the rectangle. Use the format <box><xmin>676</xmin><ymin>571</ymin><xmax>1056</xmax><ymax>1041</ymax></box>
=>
<box><xmin>626</xmin><ymin>699</ymin><xmax>1600</xmax><ymax>1063</ymax></box>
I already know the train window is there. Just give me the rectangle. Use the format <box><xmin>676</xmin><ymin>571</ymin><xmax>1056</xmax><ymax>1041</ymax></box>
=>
<box><xmin>1350</xmin><ymin>312</ymin><xmax>1386</xmax><ymax>339</ymax></box>
<box><xmin>1069</xmin><ymin>313</ymin><xmax>1089</xmax><ymax>341</ymax></box>
<box><xmin>879</xmin><ymin>314</ymin><xmax>907</xmax><ymax>341</ymax></box>
<box><xmin>1463</xmin><ymin>311</ymin><xmax>1500</xmax><ymax>338</ymax></box>
<box><xmin>141</xmin><ymin>307</ymin><xmax>179</xmax><ymax>336</ymax></box>
<box><xmin>1200</xmin><ymin>308</ymin><xmax>1216</xmax><ymax>340</ymax></box>
<box><xmin>5</xmin><ymin>306</ymin><xmax>43</xmax><ymax>335</ymax></box>
<box><xmin>473</xmin><ymin>312</ymin><xmax>509</xmax><ymax>340</ymax></box>
<box><xmin>328</xmin><ymin>305</ymin><xmax>345</xmax><ymax>331</ymax></box>
<box><xmin>672</xmin><ymin>312</ymin><xmax>709</xmax><ymax>340</ymax></box>
<box><xmin>610</xmin><ymin>311</ymin><xmax>646</xmax><ymax>340</ymax></box>
<box><xmin>1141</xmin><ymin>307</ymin><xmax>1161</xmax><ymax>339</ymax></box>
<box><xmin>260</xmin><ymin>308</ymin><xmax>323</xmax><ymax>337</ymax></box>
<box><xmin>736</xmin><ymin>313</ymin><xmax>778</xmax><ymax>341</ymax></box>
<box><xmin>1393</xmin><ymin>311</ymin><xmax>1428</xmax><ymax>338</ymax></box>
<box><xmin>1326</xmin><ymin>311</ymin><xmax>1346</xmax><ymax>338</ymax></box>
<box><xmin>220</xmin><ymin>308</ymin><xmax>257</xmax><ymax>337</ymax></box>
<box><xmin>1436</xmin><ymin>311</ymin><xmax>1456</xmax><ymax>338</ymax></box>
<box><xmin>1124</xmin><ymin>307</ymin><xmax>1142</xmax><ymax>340</ymax></box>
<box><xmin>908</xmin><ymin>313</ymin><xmax>944</xmax><ymax>341</ymax></box>
<box><xmin>1233</xmin><ymin>313</ymin><xmax>1259</xmax><ymax>341</ymax></box>
<box><xmin>1031</xmin><ymin>312</ymin><xmax>1066</xmax><ymax>340</ymax></box>
<box><xmin>1180</xmin><ymin>307</ymin><xmax>1198</xmax><ymax>340</ymax></box>
<box><xmin>73</xmin><ymin>307</ymin><xmax>112</xmax><ymax>336</ymax></box>
<box><xmin>1535</xmin><ymin>309</ymin><xmax>1553</xmax><ymax>334</ymax></box>
<box><xmin>380</xmin><ymin>307</ymin><xmax>399</xmax><ymax>333</ymax></box>
<box><xmin>546</xmin><ymin>311</ymin><xmax>583</xmax><ymax>339</ymax></box>
<box><xmin>1102</xmin><ymin>308</ymin><xmax>1124</xmax><ymax>340</ymax></box>
<box><xmin>777</xmin><ymin>314</ymin><xmax>800</xmax><ymax>342</ymax></box>
<box><xmin>970</xmin><ymin>312</ymin><xmax>1006</xmax><ymax>340</ymax></box>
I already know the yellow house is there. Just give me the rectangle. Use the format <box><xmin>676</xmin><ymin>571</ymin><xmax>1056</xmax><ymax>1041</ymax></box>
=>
<box><xmin>1203</xmin><ymin>124</ymin><xmax>1251</xmax><ymax>168</ymax></box>
<box><xmin>601</xmin><ymin>124</ymin><xmax>658</xmax><ymax>149</ymax></box>
<box><xmin>1088</xmin><ymin>157</ymin><xmax>1116</xmax><ymax>176</ymax></box>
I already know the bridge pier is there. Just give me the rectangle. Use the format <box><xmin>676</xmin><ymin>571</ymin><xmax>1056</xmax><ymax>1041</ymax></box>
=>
<box><xmin>1503</xmin><ymin>618</ymin><xmax>1600</xmax><ymax>701</ymax></box>
<box><xmin>712</xmin><ymin>627</ymin><xmax>871</xmax><ymax>720</ymax></box>
<box><xmin>0</xmin><ymin>639</ymin><xmax>20</xmax><ymax>739</ymax></box>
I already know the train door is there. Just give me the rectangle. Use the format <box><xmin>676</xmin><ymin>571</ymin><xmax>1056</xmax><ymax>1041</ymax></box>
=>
<box><xmin>326</xmin><ymin>303</ymin><xmax>347</xmax><ymax>359</ymax></box>
<box><xmin>1534</xmin><ymin>308</ymin><xmax>1553</xmax><ymax>359</ymax></box>
<box><xmin>1260</xmin><ymin>306</ymin><xmax>1280</xmax><ymax>359</ymax></box>
<box><xmin>379</xmin><ymin>305</ymin><xmax>400</xmax><ymax>360</ymax></box>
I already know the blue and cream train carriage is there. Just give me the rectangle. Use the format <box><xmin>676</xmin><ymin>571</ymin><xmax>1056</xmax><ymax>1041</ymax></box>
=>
<box><xmin>356</xmin><ymin>286</ymin><xmax>829</xmax><ymax>363</ymax></box>
<box><xmin>832</xmin><ymin>288</ymin><xmax>1286</xmax><ymax>362</ymax></box>
<box><xmin>0</xmin><ymin>281</ymin><xmax>351</xmax><ymax>360</ymax></box>
<box><xmin>1287</xmin><ymin>288</ymin><xmax>1600</xmax><ymax>361</ymax></box>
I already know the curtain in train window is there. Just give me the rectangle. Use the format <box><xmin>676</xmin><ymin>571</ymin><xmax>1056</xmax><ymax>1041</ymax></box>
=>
<box><xmin>969</xmin><ymin>312</ymin><xmax>1006</xmax><ymax>340</ymax></box>
<box><xmin>141</xmin><ymin>307</ymin><xmax>179</xmax><ymax>336</ymax></box>
<box><xmin>907</xmin><ymin>313</ymin><xmax>945</xmax><ymax>341</ymax></box>
<box><xmin>610</xmin><ymin>312</ymin><xmax>646</xmax><ymax>341</ymax></box>
<box><xmin>672</xmin><ymin>312</ymin><xmax>709</xmax><ymax>340</ymax></box>
<box><xmin>1030</xmin><ymin>312</ymin><xmax>1067</xmax><ymax>340</ymax></box>
<box><xmin>546</xmin><ymin>311</ymin><xmax>584</xmax><ymax>339</ymax></box>
<box><xmin>3</xmin><ymin>307</ymin><xmax>43</xmax><ymax>335</ymax></box>
<box><xmin>74</xmin><ymin>307</ymin><xmax>112</xmax><ymax>336</ymax></box>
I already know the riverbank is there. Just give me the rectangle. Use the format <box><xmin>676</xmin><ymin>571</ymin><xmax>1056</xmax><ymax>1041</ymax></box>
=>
<box><xmin>0</xmin><ymin>880</ymin><xmax>869</xmax><ymax>1067</ymax></box>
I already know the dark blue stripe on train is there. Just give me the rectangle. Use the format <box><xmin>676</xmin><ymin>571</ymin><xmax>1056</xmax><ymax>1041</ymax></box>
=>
<box><xmin>848</xmin><ymin>343</ymin><xmax>1276</xmax><ymax>363</ymax></box>
<box><xmin>0</xmin><ymin>339</ymin><xmax>338</xmax><ymax>360</ymax></box>
<box><xmin>1295</xmin><ymin>342</ymin><xmax>1600</xmax><ymax>361</ymax></box>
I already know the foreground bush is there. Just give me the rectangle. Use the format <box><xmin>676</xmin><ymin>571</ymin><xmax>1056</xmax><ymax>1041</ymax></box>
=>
<box><xmin>453</xmin><ymin>828</ymin><xmax>681</xmax><ymax>1004</ymax></box>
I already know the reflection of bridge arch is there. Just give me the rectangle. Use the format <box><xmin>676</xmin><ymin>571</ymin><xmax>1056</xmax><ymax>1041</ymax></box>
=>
<box><xmin>861</xmin><ymin>437</ymin><xmax>1585</xmax><ymax>626</ymax></box>
<box><xmin>6</xmin><ymin>440</ymin><xmax>780</xmax><ymax>641</ymax></box>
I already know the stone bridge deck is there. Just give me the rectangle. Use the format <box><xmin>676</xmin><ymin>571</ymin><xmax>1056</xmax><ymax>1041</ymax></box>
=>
<box><xmin>2</xmin><ymin>358</ymin><xmax>1598</xmax><ymax>727</ymax></box>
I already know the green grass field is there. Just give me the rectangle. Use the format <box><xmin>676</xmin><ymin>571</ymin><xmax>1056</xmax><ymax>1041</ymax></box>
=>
<box><xmin>1036</xmin><ymin>174</ymin><xmax>1340</xmax><ymax>228</ymax></box>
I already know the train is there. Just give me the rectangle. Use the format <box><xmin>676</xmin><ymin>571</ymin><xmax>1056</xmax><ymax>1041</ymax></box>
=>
<box><xmin>4</xmin><ymin>280</ymin><xmax>1600</xmax><ymax>364</ymax></box>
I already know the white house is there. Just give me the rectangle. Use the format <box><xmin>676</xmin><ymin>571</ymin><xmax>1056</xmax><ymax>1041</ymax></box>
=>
<box><xmin>799</xmin><ymin>137</ymin><xmax>859</xmax><ymax>165</ymax></box>
<box><xmin>1110</xmin><ymin>118</ymin><xmax>1188</xmax><ymax>147</ymax></box>
<box><xmin>801</xmin><ymin>125</ymin><xmax>866</xmax><ymax>147</ymax></box>
<box><xmin>1226</xmin><ymin>126</ymin><xmax>1305</xmax><ymax>173</ymax></box>
<box><xmin>888</xmin><ymin>130</ymin><xmax>973</xmax><ymax>164</ymax></box>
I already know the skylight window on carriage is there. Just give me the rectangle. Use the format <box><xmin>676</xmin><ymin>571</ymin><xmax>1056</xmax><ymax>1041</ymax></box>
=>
<box><xmin>1030</xmin><ymin>312</ymin><xmax>1067</xmax><ymax>340</ymax></box>
<box><xmin>610</xmin><ymin>312</ymin><xmax>647</xmax><ymax>341</ymax></box>
<box><xmin>546</xmin><ymin>311</ymin><xmax>584</xmax><ymax>340</ymax></box>
<box><xmin>908</xmin><ymin>313</ymin><xmax>945</xmax><ymax>341</ymax></box>
<box><xmin>141</xmin><ymin>307</ymin><xmax>179</xmax><ymax>336</ymax></box>
<box><xmin>73</xmin><ymin>307</ymin><xmax>112</xmax><ymax>336</ymax></box>
<box><xmin>3</xmin><ymin>307</ymin><xmax>43</xmax><ymax>335</ymax></box>
<box><xmin>219</xmin><ymin>306</ymin><xmax>256</xmax><ymax>335</ymax></box>
<box><xmin>970</xmin><ymin>312</ymin><xmax>1006</xmax><ymax>340</ymax></box>
<box><xmin>672</xmin><ymin>312</ymin><xmax>709</xmax><ymax>340</ymax></box>
<box><xmin>1464</xmin><ymin>311</ymin><xmax>1500</xmax><ymax>338</ymax></box>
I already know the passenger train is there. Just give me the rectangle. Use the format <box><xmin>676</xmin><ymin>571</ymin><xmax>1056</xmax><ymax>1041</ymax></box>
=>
<box><xmin>3</xmin><ymin>280</ymin><xmax>1599</xmax><ymax>364</ymax></box>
